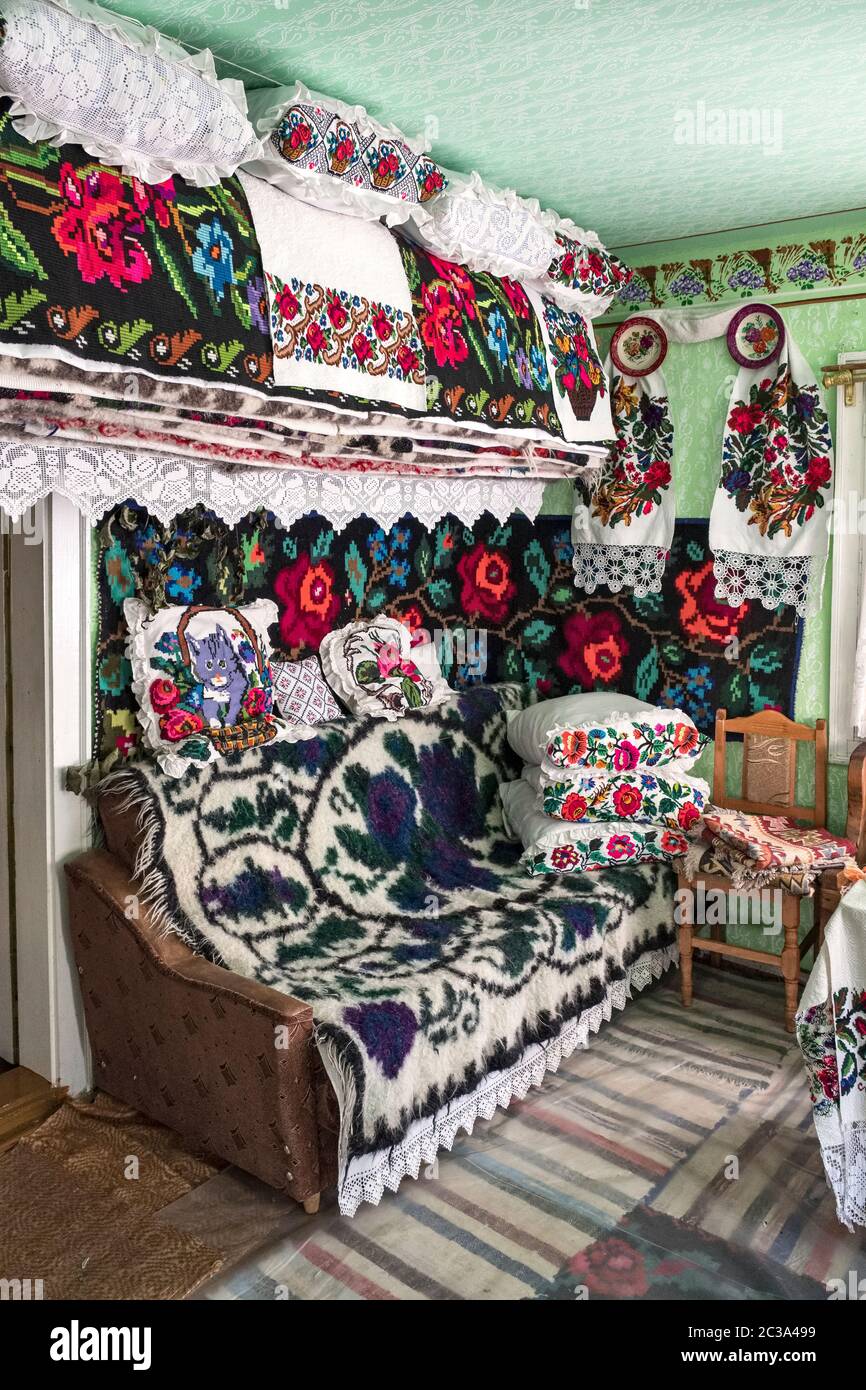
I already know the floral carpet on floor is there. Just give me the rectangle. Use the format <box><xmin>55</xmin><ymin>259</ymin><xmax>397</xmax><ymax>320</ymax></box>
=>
<box><xmin>182</xmin><ymin>965</ymin><xmax>861</xmax><ymax>1301</ymax></box>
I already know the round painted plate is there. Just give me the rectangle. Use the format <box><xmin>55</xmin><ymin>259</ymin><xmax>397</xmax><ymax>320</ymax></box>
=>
<box><xmin>726</xmin><ymin>303</ymin><xmax>784</xmax><ymax>368</ymax></box>
<box><xmin>610</xmin><ymin>316</ymin><xmax>668</xmax><ymax>377</ymax></box>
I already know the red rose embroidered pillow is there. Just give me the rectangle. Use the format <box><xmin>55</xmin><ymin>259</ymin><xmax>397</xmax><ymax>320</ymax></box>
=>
<box><xmin>543</xmin><ymin>708</ymin><xmax>707</xmax><ymax>778</ymax></box>
<box><xmin>124</xmin><ymin>598</ymin><xmax>287</xmax><ymax>777</ymax></box>
<box><xmin>319</xmin><ymin>618</ymin><xmax>451</xmax><ymax>722</ymax></box>
<box><xmin>523</xmin><ymin>765</ymin><xmax>710</xmax><ymax>833</ymax></box>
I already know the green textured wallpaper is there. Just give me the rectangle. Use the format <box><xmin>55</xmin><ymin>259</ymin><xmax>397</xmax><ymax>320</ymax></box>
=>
<box><xmin>99</xmin><ymin>0</ymin><xmax>866</xmax><ymax>246</ymax></box>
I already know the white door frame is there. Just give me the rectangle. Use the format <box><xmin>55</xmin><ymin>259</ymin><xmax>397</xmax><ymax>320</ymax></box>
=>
<box><xmin>828</xmin><ymin>352</ymin><xmax>866</xmax><ymax>765</ymax></box>
<box><xmin>10</xmin><ymin>495</ymin><xmax>92</xmax><ymax>1090</ymax></box>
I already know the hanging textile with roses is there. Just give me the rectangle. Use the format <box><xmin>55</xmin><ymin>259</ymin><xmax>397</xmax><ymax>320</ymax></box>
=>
<box><xmin>92</xmin><ymin>504</ymin><xmax>803</xmax><ymax>774</ymax></box>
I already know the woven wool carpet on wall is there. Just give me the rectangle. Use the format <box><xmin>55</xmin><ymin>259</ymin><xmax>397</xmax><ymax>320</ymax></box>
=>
<box><xmin>94</xmin><ymin>507</ymin><xmax>803</xmax><ymax>768</ymax></box>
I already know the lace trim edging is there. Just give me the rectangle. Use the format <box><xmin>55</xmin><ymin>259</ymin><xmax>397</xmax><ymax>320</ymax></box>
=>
<box><xmin>572</xmin><ymin>541</ymin><xmax>668</xmax><ymax>597</ymax></box>
<box><xmin>329</xmin><ymin>939</ymin><xmax>678</xmax><ymax>1217</ymax></box>
<box><xmin>713</xmin><ymin>548</ymin><xmax>825</xmax><ymax>618</ymax></box>
<box><xmin>0</xmin><ymin>440</ymin><xmax>550</xmax><ymax>530</ymax></box>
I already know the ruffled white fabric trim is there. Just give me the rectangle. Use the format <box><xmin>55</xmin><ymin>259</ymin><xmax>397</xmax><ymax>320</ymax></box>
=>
<box><xmin>0</xmin><ymin>438</ymin><xmax>551</xmax><ymax>529</ymax></box>
<box><xmin>712</xmin><ymin>548</ymin><xmax>822</xmax><ymax>618</ymax></box>
<box><xmin>406</xmin><ymin>170</ymin><xmax>557</xmax><ymax>280</ymax></box>
<box><xmin>1</xmin><ymin>0</ymin><xmax>259</xmax><ymax>185</ymax></box>
<box><xmin>323</xmin><ymin>940</ymin><xmax>678</xmax><ymax>1217</ymax></box>
<box><xmin>572</xmin><ymin>541</ymin><xmax>669</xmax><ymax>596</ymax></box>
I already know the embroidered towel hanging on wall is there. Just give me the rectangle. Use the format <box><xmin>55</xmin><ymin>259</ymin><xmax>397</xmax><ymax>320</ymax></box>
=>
<box><xmin>572</xmin><ymin>302</ymin><xmax>833</xmax><ymax>616</ymax></box>
<box><xmin>712</xmin><ymin>329</ymin><xmax>833</xmax><ymax>616</ymax></box>
<box><xmin>571</xmin><ymin>314</ymin><xmax>673</xmax><ymax>596</ymax></box>
<box><xmin>571</xmin><ymin>358</ymin><xmax>674</xmax><ymax>596</ymax></box>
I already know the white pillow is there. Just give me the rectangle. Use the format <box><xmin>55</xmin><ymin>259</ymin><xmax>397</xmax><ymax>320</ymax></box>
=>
<box><xmin>242</xmin><ymin>82</ymin><xmax>447</xmax><ymax>230</ymax></box>
<box><xmin>319</xmin><ymin>618</ymin><xmax>452</xmax><ymax>722</ymax></box>
<box><xmin>0</xmin><ymin>0</ymin><xmax>259</xmax><ymax>185</ymax></box>
<box><xmin>499</xmin><ymin>778</ymin><xmax>690</xmax><ymax>875</ymax></box>
<box><xmin>405</xmin><ymin>170</ymin><xmax>557</xmax><ymax>282</ymax></box>
<box><xmin>506</xmin><ymin>692</ymin><xmax>652</xmax><ymax>766</ymax></box>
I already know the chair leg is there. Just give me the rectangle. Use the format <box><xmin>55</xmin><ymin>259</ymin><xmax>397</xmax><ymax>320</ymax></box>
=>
<box><xmin>678</xmin><ymin>921</ymin><xmax>694</xmax><ymax>1008</ymax></box>
<box><xmin>302</xmin><ymin>1193</ymin><xmax>321</xmax><ymax>1215</ymax></box>
<box><xmin>709</xmin><ymin>918</ymin><xmax>726</xmax><ymax>968</ymax></box>
<box><xmin>781</xmin><ymin>895</ymin><xmax>801</xmax><ymax>1033</ymax></box>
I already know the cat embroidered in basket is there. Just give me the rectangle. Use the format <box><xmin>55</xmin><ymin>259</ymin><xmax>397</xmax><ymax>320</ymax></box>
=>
<box><xmin>124</xmin><ymin>598</ymin><xmax>283</xmax><ymax>777</ymax></box>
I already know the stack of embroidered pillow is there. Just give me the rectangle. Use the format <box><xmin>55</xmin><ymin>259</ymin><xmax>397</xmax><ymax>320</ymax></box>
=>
<box><xmin>500</xmin><ymin>693</ymin><xmax>710</xmax><ymax>876</ymax></box>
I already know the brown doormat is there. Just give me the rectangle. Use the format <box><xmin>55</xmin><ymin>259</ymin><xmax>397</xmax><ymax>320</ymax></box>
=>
<box><xmin>0</xmin><ymin>1092</ymin><xmax>226</xmax><ymax>1299</ymax></box>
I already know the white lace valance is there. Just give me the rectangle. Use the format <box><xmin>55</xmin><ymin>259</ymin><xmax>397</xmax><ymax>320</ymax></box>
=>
<box><xmin>0</xmin><ymin>439</ymin><xmax>551</xmax><ymax>530</ymax></box>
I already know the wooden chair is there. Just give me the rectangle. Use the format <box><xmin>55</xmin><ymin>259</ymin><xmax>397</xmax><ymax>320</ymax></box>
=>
<box><xmin>677</xmin><ymin>708</ymin><xmax>838</xmax><ymax>1033</ymax></box>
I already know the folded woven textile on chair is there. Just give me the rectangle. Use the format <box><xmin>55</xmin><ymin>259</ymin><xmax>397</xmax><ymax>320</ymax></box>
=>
<box><xmin>101</xmin><ymin>683</ymin><xmax>677</xmax><ymax>1215</ymax></box>
<box><xmin>684</xmin><ymin>807</ymin><xmax>856</xmax><ymax>893</ymax></box>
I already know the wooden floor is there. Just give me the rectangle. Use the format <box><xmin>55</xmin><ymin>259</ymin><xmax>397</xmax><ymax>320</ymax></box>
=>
<box><xmin>0</xmin><ymin>1066</ymin><xmax>65</xmax><ymax>1153</ymax></box>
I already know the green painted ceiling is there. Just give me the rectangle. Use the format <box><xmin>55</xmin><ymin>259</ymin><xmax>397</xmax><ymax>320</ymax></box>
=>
<box><xmin>100</xmin><ymin>0</ymin><xmax>866</xmax><ymax>247</ymax></box>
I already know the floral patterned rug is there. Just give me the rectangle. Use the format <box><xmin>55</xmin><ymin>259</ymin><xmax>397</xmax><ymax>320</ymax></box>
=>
<box><xmin>94</xmin><ymin>505</ymin><xmax>803</xmax><ymax>770</ymax></box>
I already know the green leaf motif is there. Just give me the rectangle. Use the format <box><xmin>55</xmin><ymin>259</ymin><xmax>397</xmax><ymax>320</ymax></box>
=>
<box><xmin>312</xmin><ymin>527</ymin><xmax>334</xmax><ymax>560</ymax></box>
<box><xmin>634</xmin><ymin>647</ymin><xmax>659</xmax><ymax>701</ymax></box>
<box><xmin>345</xmin><ymin>540</ymin><xmax>367</xmax><ymax>606</ymax></box>
<box><xmin>153</xmin><ymin>229</ymin><xmax>198</xmax><ymax>318</ymax></box>
<box><xmin>354</xmin><ymin>660</ymin><xmax>380</xmax><ymax>686</ymax></box>
<box><xmin>524</xmin><ymin>539</ymin><xmax>551</xmax><ymax>598</ymax></box>
<box><xmin>427</xmin><ymin>577</ymin><xmax>452</xmax><ymax>609</ymax></box>
<box><xmin>522</xmin><ymin>618</ymin><xmax>555</xmax><ymax>648</ymax></box>
<box><xmin>0</xmin><ymin>287</ymin><xmax>46</xmax><ymax>329</ymax></box>
<box><xmin>401</xmin><ymin>676</ymin><xmax>423</xmax><ymax>708</ymax></box>
<box><xmin>414</xmin><ymin>538</ymin><xmax>432</xmax><ymax>580</ymax></box>
<box><xmin>0</xmin><ymin>198</ymin><xmax>47</xmax><ymax>279</ymax></box>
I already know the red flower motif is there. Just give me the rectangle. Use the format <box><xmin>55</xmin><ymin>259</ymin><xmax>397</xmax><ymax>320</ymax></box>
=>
<box><xmin>643</xmin><ymin>459</ymin><xmax>672</xmax><ymax>490</ymax></box>
<box><xmin>290</xmin><ymin>121</ymin><xmax>312</xmax><ymax>151</ymax></box>
<box><xmin>805</xmin><ymin>456</ymin><xmax>832</xmax><ymax>490</ymax></box>
<box><xmin>456</xmin><ymin>544</ymin><xmax>516</xmax><ymax>622</ymax></box>
<box><xmin>426</xmin><ymin>255</ymin><xmax>477</xmax><ymax>321</ymax></box>
<box><xmin>371</xmin><ymin>309</ymin><xmax>392</xmax><ymax>341</ymax></box>
<box><xmin>396</xmin><ymin>343</ymin><xmax>420</xmax><ymax>376</ymax></box>
<box><xmin>612</xmin><ymin>740</ymin><xmax>639</xmax><ymax>772</ymax></box>
<box><xmin>130</xmin><ymin>176</ymin><xmax>175</xmax><ymax>229</ymax></box>
<box><xmin>274</xmin><ymin>553</ymin><xmax>341</xmax><ymax>650</ymax></box>
<box><xmin>501</xmin><ymin>278</ymin><xmax>530</xmax><ymax>318</ymax></box>
<box><xmin>420</xmin><ymin>283</ymin><xmax>468</xmax><ymax>369</ymax></box>
<box><xmin>568</xmin><ymin>1237</ymin><xmax>649</xmax><ymax>1298</ymax></box>
<box><xmin>661</xmin><ymin>830</ymin><xmax>689</xmax><ymax>855</ymax></box>
<box><xmin>675</xmin><ymin>561</ymin><xmax>747</xmax><ymax>646</ymax></box>
<box><xmin>559</xmin><ymin>610</ymin><xmax>628</xmax><ymax>687</ymax></box>
<box><xmin>560</xmin><ymin>791</ymin><xmax>588</xmax><ymax>821</ymax></box>
<box><xmin>53</xmin><ymin>163</ymin><xmax>152</xmax><ymax>291</ymax></box>
<box><xmin>243</xmin><ymin>687</ymin><xmax>268</xmax><ymax>717</ymax></box>
<box><xmin>149</xmin><ymin>678</ymin><xmax>179</xmax><ymax>712</ymax></box>
<box><xmin>728</xmin><ymin>403</ymin><xmax>764</xmax><ymax>434</ymax></box>
<box><xmin>326</xmin><ymin>297</ymin><xmax>347</xmax><ymax>329</ymax></box>
<box><xmin>550</xmin><ymin>844</ymin><xmax>580</xmax><ymax>870</ymax></box>
<box><xmin>353</xmin><ymin>332</ymin><xmax>372</xmax><ymax>363</ymax></box>
<box><xmin>672</xmin><ymin>723</ymin><xmax>700</xmax><ymax>757</ymax></box>
<box><xmin>277</xmin><ymin>285</ymin><xmax>300</xmax><ymax>319</ymax></box>
<box><xmin>159</xmin><ymin>707</ymin><xmax>205</xmax><ymax>742</ymax></box>
<box><xmin>306</xmin><ymin>322</ymin><xmax>325</xmax><ymax>354</ymax></box>
<box><xmin>678</xmin><ymin>802</ymin><xmax>701</xmax><ymax>831</ymax></box>
<box><xmin>613</xmin><ymin>783</ymin><xmax>643</xmax><ymax>817</ymax></box>
<box><xmin>557</xmin><ymin>729</ymin><xmax>588</xmax><ymax>765</ymax></box>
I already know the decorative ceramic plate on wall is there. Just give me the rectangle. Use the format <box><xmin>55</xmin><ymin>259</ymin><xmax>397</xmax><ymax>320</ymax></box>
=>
<box><xmin>610</xmin><ymin>316</ymin><xmax>668</xmax><ymax>377</ymax></box>
<box><xmin>726</xmin><ymin>303</ymin><xmax>784</xmax><ymax>368</ymax></box>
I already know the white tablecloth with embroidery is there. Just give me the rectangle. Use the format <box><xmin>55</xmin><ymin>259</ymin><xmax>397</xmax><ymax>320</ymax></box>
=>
<box><xmin>796</xmin><ymin>878</ymin><xmax>866</xmax><ymax>1229</ymax></box>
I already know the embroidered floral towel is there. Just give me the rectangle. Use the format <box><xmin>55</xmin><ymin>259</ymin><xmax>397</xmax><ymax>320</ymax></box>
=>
<box><xmin>712</xmin><ymin>332</ymin><xmax>833</xmax><ymax>616</ymax></box>
<box><xmin>240</xmin><ymin>171</ymin><xmax>426</xmax><ymax>411</ymax></box>
<box><xmin>571</xmin><ymin>362</ymin><xmax>674</xmax><ymax>595</ymax></box>
<box><xmin>797</xmin><ymin>877</ymin><xmax>866</xmax><ymax>1230</ymax></box>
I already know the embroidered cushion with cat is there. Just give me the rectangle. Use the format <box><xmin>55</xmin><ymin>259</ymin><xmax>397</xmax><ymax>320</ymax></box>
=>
<box><xmin>125</xmin><ymin>598</ymin><xmax>297</xmax><ymax>777</ymax></box>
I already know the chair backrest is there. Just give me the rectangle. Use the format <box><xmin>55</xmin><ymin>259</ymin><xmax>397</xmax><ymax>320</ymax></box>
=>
<box><xmin>712</xmin><ymin>707</ymin><xmax>827</xmax><ymax>828</ymax></box>
<box><xmin>846</xmin><ymin>740</ymin><xmax>866</xmax><ymax>865</ymax></box>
